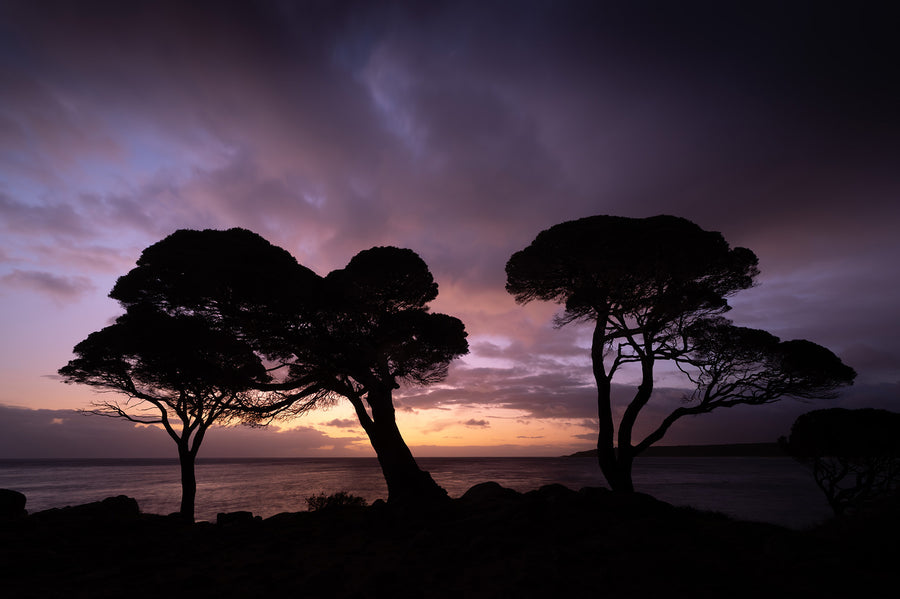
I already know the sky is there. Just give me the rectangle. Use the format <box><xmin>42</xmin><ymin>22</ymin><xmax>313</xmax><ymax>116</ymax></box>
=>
<box><xmin>1</xmin><ymin>0</ymin><xmax>898</xmax><ymax>458</ymax></box>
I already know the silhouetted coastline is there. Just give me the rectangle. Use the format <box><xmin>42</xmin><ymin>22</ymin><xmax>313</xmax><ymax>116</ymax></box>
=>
<box><xmin>567</xmin><ymin>442</ymin><xmax>787</xmax><ymax>458</ymax></box>
<box><xmin>2</xmin><ymin>482</ymin><xmax>897</xmax><ymax>598</ymax></box>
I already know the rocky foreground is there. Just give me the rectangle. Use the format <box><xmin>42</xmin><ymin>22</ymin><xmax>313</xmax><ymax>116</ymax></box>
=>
<box><xmin>2</xmin><ymin>483</ymin><xmax>897</xmax><ymax>598</ymax></box>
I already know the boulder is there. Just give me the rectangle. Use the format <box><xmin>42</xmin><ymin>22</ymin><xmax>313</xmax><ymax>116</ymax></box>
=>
<box><xmin>459</xmin><ymin>481</ymin><xmax>521</xmax><ymax>506</ymax></box>
<box><xmin>525</xmin><ymin>483</ymin><xmax>579</xmax><ymax>504</ymax></box>
<box><xmin>32</xmin><ymin>495</ymin><xmax>140</xmax><ymax>523</ymax></box>
<box><xmin>217</xmin><ymin>511</ymin><xmax>259</xmax><ymax>526</ymax></box>
<box><xmin>0</xmin><ymin>488</ymin><xmax>27</xmax><ymax>519</ymax></box>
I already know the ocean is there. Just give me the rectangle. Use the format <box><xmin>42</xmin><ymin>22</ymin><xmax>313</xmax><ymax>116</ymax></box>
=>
<box><xmin>0</xmin><ymin>456</ymin><xmax>832</xmax><ymax>529</ymax></box>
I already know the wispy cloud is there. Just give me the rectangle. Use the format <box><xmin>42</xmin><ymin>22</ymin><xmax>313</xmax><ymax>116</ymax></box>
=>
<box><xmin>1</xmin><ymin>269</ymin><xmax>95</xmax><ymax>303</ymax></box>
<box><xmin>324</xmin><ymin>418</ymin><xmax>359</xmax><ymax>429</ymax></box>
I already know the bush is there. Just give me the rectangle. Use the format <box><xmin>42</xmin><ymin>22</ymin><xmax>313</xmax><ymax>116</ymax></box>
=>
<box><xmin>780</xmin><ymin>408</ymin><xmax>900</xmax><ymax>516</ymax></box>
<box><xmin>306</xmin><ymin>491</ymin><xmax>368</xmax><ymax>511</ymax></box>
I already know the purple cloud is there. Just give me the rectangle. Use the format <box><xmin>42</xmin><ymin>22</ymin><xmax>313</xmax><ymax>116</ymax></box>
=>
<box><xmin>0</xmin><ymin>192</ymin><xmax>90</xmax><ymax>238</ymax></box>
<box><xmin>1</xmin><ymin>269</ymin><xmax>95</xmax><ymax>302</ymax></box>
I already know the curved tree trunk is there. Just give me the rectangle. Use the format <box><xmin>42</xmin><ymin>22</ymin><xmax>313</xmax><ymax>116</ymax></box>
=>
<box><xmin>591</xmin><ymin>317</ymin><xmax>634</xmax><ymax>491</ymax></box>
<box><xmin>596</xmin><ymin>381</ymin><xmax>630</xmax><ymax>491</ymax></box>
<box><xmin>357</xmin><ymin>387</ymin><xmax>448</xmax><ymax>505</ymax></box>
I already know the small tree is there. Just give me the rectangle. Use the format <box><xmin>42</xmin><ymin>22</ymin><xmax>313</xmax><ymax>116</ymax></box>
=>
<box><xmin>59</xmin><ymin>307</ymin><xmax>270</xmax><ymax>521</ymax></box>
<box><xmin>781</xmin><ymin>408</ymin><xmax>900</xmax><ymax>516</ymax></box>
<box><xmin>507</xmin><ymin>215</ymin><xmax>855</xmax><ymax>492</ymax></box>
<box><xmin>60</xmin><ymin>228</ymin><xmax>326</xmax><ymax>521</ymax></box>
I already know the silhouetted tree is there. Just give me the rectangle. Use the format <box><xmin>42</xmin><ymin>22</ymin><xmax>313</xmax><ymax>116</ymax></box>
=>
<box><xmin>59</xmin><ymin>228</ymin><xmax>329</xmax><ymax>520</ymax></box>
<box><xmin>87</xmin><ymin>228</ymin><xmax>468</xmax><ymax>505</ymax></box>
<box><xmin>108</xmin><ymin>227</ymin><xmax>329</xmax><ymax>415</ymax></box>
<box><xmin>58</xmin><ymin>306</ymin><xmax>271</xmax><ymax>522</ymax></box>
<box><xmin>781</xmin><ymin>408</ymin><xmax>900</xmax><ymax>516</ymax></box>
<box><xmin>506</xmin><ymin>215</ymin><xmax>855</xmax><ymax>492</ymax></box>
<box><xmin>298</xmin><ymin>247</ymin><xmax>468</xmax><ymax>504</ymax></box>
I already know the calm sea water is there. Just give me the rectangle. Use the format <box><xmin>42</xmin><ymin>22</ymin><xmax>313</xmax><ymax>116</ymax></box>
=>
<box><xmin>0</xmin><ymin>457</ymin><xmax>832</xmax><ymax>529</ymax></box>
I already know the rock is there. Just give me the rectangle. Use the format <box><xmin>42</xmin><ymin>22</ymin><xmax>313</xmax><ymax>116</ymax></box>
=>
<box><xmin>32</xmin><ymin>495</ymin><xmax>140</xmax><ymax>523</ymax></box>
<box><xmin>459</xmin><ymin>481</ymin><xmax>521</xmax><ymax>505</ymax></box>
<box><xmin>217</xmin><ymin>511</ymin><xmax>259</xmax><ymax>526</ymax></box>
<box><xmin>526</xmin><ymin>483</ymin><xmax>579</xmax><ymax>504</ymax></box>
<box><xmin>0</xmin><ymin>488</ymin><xmax>27</xmax><ymax>519</ymax></box>
<box><xmin>577</xmin><ymin>486</ymin><xmax>611</xmax><ymax>503</ymax></box>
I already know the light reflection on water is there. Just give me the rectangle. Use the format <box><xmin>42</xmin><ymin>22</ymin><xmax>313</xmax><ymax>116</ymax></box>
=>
<box><xmin>0</xmin><ymin>457</ymin><xmax>831</xmax><ymax>529</ymax></box>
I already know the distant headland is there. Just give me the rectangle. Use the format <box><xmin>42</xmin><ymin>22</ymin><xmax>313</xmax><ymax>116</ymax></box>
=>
<box><xmin>567</xmin><ymin>442</ymin><xmax>785</xmax><ymax>458</ymax></box>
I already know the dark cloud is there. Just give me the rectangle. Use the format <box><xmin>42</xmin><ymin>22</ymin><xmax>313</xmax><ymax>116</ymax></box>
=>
<box><xmin>462</xmin><ymin>419</ymin><xmax>489</xmax><ymax>428</ymax></box>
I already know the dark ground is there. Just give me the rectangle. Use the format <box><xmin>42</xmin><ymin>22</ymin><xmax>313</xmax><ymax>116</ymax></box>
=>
<box><xmin>2</xmin><ymin>483</ymin><xmax>897</xmax><ymax>598</ymax></box>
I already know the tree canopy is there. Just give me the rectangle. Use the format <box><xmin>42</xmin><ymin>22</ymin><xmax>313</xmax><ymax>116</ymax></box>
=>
<box><xmin>319</xmin><ymin>247</ymin><xmax>468</xmax><ymax>389</ymax></box>
<box><xmin>61</xmin><ymin>306</ymin><xmax>270</xmax><ymax>398</ymax></box>
<box><xmin>506</xmin><ymin>214</ymin><xmax>759</xmax><ymax>328</ymax></box>
<box><xmin>507</xmin><ymin>214</ymin><xmax>855</xmax><ymax>492</ymax></box>
<box><xmin>110</xmin><ymin>227</ymin><xmax>322</xmax><ymax>365</ymax></box>
<box><xmin>109</xmin><ymin>227</ymin><xmax>332</xmax><ymax>414</ymax></box>
<box><xmin>682</xmin><ymin>319</ymin><xmax>857</xmax><ymax>403</ymax></box>
<box><xmin>640</xmin><ymin>318</ymin><xmax>857</xmax><ymax>452</ymax></box>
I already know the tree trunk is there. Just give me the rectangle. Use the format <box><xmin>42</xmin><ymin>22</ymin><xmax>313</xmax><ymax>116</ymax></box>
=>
<box><xmin>178</xmin><ymin>445</ymin><xmax>197</xmax><ymax>522</ymax></box>
<box><xmin>363</xmin><ymin>387</ymin><xmax>448</xmax><ymax>505</ymax></box>
<box><xmin>614</xmin><ymin>447</ymin><xmax>635</xmax><ymax>493</ymax></box>
<box><xmin>596</xmin><ymin>381</ymin><xmax>629</xmax><ymax>491</ymax></box>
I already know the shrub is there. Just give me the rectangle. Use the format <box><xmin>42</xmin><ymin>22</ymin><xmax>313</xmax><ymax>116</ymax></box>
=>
<box><xmin>306</xmin><ymin>491</ymin><xmax>368</xmax><ymax>511</ymax></box>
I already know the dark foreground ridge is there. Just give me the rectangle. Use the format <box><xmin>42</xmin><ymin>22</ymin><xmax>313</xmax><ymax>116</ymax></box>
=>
<box><xmin>2</xmin><ymin>483</ymin><xmax>897</xmax><ymax>598</ymax></box>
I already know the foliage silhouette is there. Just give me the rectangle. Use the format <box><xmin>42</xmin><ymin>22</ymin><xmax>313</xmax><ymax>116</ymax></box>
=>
<box><xmin>306</xmin><ymin>491</ymin><xmax>368</xmax><ymax>511</ymax></box>
<box><xmin>58</xmin><ymin>305</ymin><xmax>270</xmax><ymax>522</ymax></box>
<box><xmin>780</xmin><ymin>408</ymin><xmax>900</xmax><ymax>516</ymax></box>
<box><xmin>109</xmin><ymin>228</ymin><xmax>319</xmax><ymax>320</ymax></box>
<box><xmin>108</xmin><ymin>228</ymin><xmax>328</xmax><ymax>408</ymax></box>
<box><xmin>641</xmin><ymin>318</ymin><xmax>858</xmax><ymax>449</ymax></box>
<box><xmin>506</xmin><ymin>214</ymin><xmax>855</xmax><ymax>491</ymax></box>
